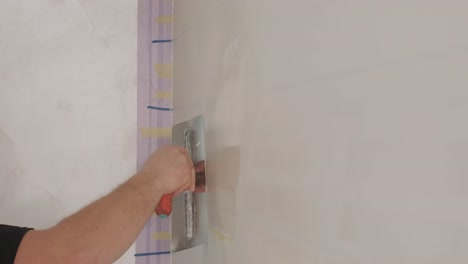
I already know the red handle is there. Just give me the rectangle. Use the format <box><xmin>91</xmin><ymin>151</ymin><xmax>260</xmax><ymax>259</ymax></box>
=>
<box><xmin>155</xmin><ymin>194</ymin><xmax>173</xmax><ymax>218</ymax></box>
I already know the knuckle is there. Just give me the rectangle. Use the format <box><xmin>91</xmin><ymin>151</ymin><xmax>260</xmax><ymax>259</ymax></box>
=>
<box><xmin>170</xmin><ymin>145</ymin><xmax>179</xmax><ymax>152</ymax></box>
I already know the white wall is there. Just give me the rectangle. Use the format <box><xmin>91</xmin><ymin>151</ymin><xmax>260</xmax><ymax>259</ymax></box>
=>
<box><xmin>173</xmin><ymin>0</ymin><xmax>468</xmax><ymax>263</ymax></box>
<box><xmin>0</xmin><ymin>0</ymin><xmax>137</xmax><ymax>262</ymax></box>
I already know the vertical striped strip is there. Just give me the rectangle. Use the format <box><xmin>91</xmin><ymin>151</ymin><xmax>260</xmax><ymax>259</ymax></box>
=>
<box><xmin>136</xmin><ymin>0</ymin><xmax>173</xmax><ymax>263</ymax></box>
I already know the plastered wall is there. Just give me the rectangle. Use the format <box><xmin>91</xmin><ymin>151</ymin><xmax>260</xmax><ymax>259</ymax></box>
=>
<box><xmin>0</xmin><ymin>1</ymin><xmax>137</xmax><ymax>262</ymax></box>
<box><xmin>173</xmin><ymin>1</ymin><xmax>468</xmax><ymax>263</ymax></box>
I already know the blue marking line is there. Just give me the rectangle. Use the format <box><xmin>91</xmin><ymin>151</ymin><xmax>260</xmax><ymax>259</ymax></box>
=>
<box><xmin>147</xmin><ymin>106</ymin><xmax>173</xmax><ymax>111</ymax></box>
<box><xmin>152</xmin><ymin>39</ymin><xmax>172</xmax><ymax>43</ymax></box>
<box><xmin>135</xmin><ymin>251</ymin><xmax>171</xmax><ymax>257</ymax></box>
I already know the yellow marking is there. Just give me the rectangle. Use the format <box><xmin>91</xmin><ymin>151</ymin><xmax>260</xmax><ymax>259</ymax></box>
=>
<box><xmin>140</xmin><ymin>128</ymin><xmax>172</xmax><ymax>138</ymax></box>
<box><xmin>152</xmin><ymin>232</ymin><xmax>171</xmax><ymax>240</ymax></box>
<box><xmin>156</xmin><ymin>16</ymin><xmax>173</xmax><ymax>24</ymax></box>
<box><xmin>154</xmin><ymin>64</ymin><xmax>173</xmax><ymax>79</ymax></box>
<box><xmin>210</xmin><ymin>228</ymin><xmax>232</xmax><ymax>242</ymax></box>
<box><xmin>153</xmin><ymin>91</ymin><xmax>172</xmax><ymax>99</ymax></box>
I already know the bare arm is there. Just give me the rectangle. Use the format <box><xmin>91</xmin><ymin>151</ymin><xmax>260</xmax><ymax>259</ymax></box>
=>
<box><xmin>15</xmin><ymin>145</ymin><xmax>195</xmax><ymax>264</ymax></box>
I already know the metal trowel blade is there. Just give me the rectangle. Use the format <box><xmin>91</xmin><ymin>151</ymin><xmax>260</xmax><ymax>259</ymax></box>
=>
<box><xmin>171</xmin><ymin>115</ymin><xmax>208</xmax><ymax>252</ymax></box>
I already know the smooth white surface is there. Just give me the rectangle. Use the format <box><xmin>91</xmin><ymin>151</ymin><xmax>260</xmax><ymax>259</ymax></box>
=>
<box><xmin>173</xmin><ymin>0</ymin><xmax>468</xmax><ymax>263</ymax></box>
<box><xmin>0</xmin><ymin>0</ymin><xmax>137</xmax><ymax>262</ymax></box>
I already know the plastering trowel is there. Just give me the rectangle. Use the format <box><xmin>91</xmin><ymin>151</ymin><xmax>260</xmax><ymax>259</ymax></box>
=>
<box><xmin>155</xmin><ymin>115</ymin><xmax>208</xmax><ymax>252</ymax></box>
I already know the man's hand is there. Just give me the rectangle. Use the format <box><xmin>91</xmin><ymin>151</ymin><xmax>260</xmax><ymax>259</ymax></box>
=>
<box><xmin>140</xmin><ymin>145</ymin><xmax>196</xmax><ymax>195</ymax></box>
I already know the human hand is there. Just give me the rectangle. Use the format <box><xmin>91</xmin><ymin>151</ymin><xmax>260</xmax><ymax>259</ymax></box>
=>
<box><xmin>155</xmin><ymin>160</ymin><xmax>205</xmax><ymax>217</ymax></box>
<box><xmin>140</xmin><ymin>145</ymin><xmax>195</xmax><ymax>196</ymax></box>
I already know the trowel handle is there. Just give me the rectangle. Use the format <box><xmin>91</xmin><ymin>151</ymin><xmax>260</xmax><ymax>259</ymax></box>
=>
<box><xmin>156</xmin><ymin>194</ymin><xmax>173</xmax><ymax>218</ymax></box>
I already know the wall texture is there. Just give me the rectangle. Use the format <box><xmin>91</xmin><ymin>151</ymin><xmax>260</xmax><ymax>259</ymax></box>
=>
<box><xmin>0</xmin><ymin>0</ymin><xmax>137</xmax><ymax>262</ymax></box>
<box><xmin>173</xmin><ymin>0</ymin><xmax>468</xmax><ymax>263</ymax></box>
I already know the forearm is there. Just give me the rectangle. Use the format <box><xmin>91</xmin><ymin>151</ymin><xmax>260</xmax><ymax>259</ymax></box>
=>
<box><xmin>16</xmin><ymin>145</ymin><xmax>194</xmax><ymax>264</ymax></box>
<box><xmin>17</xmin><ymin>172</ymin><xmax>164</xmax><ymax>264</ymax></box>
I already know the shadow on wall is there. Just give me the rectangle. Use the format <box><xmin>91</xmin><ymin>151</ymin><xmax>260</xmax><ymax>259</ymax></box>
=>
<box><xmin>205</xmin><ymin>143</ymin><xmax>240</xmax><ymax>261</ymax></box>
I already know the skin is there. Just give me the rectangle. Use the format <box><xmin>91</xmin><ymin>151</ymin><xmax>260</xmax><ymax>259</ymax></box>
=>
<box><xmin>14</xmin><ymin>145</ymin><xmax>205</xmax><ymax>264</ymax></box>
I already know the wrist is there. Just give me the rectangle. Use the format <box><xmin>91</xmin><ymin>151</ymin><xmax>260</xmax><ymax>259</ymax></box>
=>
<box><xmin>133</xmin><ymin>171</ymin><xmax>164</xmax><ymax>204</ymax></box>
